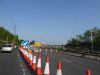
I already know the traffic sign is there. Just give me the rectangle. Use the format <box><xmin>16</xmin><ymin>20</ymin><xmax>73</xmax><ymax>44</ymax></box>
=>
<box><xmin>22</xmin><ymin>40</ymin><xmax>29</xmax><ymax>46</ymax></box>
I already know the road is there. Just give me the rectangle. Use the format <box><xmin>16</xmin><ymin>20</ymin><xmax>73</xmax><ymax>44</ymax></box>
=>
<box><xmin>38</xmin><ymin>49</ymin><xmax>100</xmax><ymax>75</ymax></box>
<box><xmin>0</xmin><ymin>49</ymin><xmax>32</xmax><ymax>75</ymax></box>
<box><xmin>0</xmin><ymin>48</ymin><xmax>100</xmax><ymax>75</ymax></box>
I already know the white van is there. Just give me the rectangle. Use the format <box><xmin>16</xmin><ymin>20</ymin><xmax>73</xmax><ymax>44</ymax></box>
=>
<box><xmin>1</xmin><ymin>44</ymin><xmax>13</xmax><ymax>52</ymax></box>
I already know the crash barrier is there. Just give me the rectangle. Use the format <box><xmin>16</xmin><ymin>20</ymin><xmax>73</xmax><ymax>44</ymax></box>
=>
<box><xmin>45</xmin><ymin>48</ymin><xmax>58</xmax><ymax>53</ymax></box>
<box><xmin>19</xmin><ymin>47</ymin><xmax>91</xmax><ymax>75</ymax></box>
<box><xmin>45</xmin><ymin>48</ymin><xmax>100</xmax><ymax>62</ymax></box>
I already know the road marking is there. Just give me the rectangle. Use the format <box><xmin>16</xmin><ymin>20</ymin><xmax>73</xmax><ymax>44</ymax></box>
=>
<box><xmin>62</xmin><ymin>58</ymin><xmax>71</xmax><ymax>62</ymax></box>
<box><xmin>22</xmin><ymin>68</ymin><xmax>26</xmax><ymax>75</ymax></box>
<box><xmin>20</xmin><ymin>64</ymin><xmax>23</xmax><ymax>67</ymax></box>
<box><xmin>20</xmin><ymin>62</ymin><xmax>26</xmax><ymax>75</ymax></box>
<box><xmin>17</xmin><ymin>51</ymin><xmax>26</xmax><ymax>75</ymax></box>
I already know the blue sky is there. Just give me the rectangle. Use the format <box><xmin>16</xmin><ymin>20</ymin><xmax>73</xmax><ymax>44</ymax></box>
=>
<box><xmin>0</xmin><ymin>0</ymin><xmax>100</xmax><ymax>45</ymax></box>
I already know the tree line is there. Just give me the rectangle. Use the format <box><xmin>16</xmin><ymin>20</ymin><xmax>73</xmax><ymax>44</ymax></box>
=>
<box><xmin>0</xmin><ymin>27</ymin><xmax>21</xmax><ymax>45</ymax></box>
<box><xmin>0</xmin><ymin>26</ymin><xmax>36</xmax><ymax>46</ymax></box>
<box><xmin>65</xmin><ymin>27</ymin><xmax>100</xmax><ymax>51</ymax></box>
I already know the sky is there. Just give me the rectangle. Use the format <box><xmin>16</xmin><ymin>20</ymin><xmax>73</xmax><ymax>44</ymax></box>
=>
<box><xmin>0</xmin><ymin>0</ymin><xmax>100</xmax><ymax>45</ymax></box>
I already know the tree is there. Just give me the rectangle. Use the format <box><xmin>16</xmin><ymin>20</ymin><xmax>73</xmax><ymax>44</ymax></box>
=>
<box><xmin>18</xmin><ymin>39</ymin><xmax>24</xmax><ymax>45</ymax></box>
<box><xmin>29</xmin><ymin>40</ymin><xmax>35</xmax><ymax>45</ymax></box>
<box><xmin>0</xmin><ymin>27</ymin><xmax>20</xmax><ymax>44</ymax></box>
<box><xmin>65</xmin><ymin>27</ymin><xmax>100</xmax><ymax>51</ymax></box>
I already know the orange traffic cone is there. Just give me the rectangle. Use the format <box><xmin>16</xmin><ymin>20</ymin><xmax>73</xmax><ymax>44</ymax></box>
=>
<box><xmin>24</xmin><ymin>50</ymin><xmax>26</xmax><ymax>60</ymax></box>
<box><xmin>56</xmin><ymin>49</ymin><xmax>57</xmax><ymax>53</ymax></box>
<box><xmin>36</xmin><ymin>55</ymin><xmax>42</xmax><ymax>75</ymax></box>
<box><xmin>29</xmin><ymin>50</ymin><xmax>33</xmax><ymax>66</ymax></box>
<box><xmin>26</xmin><ymin>50</ymin><xmax>29</xmax><ymax>62</ymax></box>
<box><xmin>51</xmin><ymin>49</ymin><xmax>52</xmax><ymax>53</ymax></box>
<box><xmin>27</xmin><ymin>49</ymin><xmax>30</xmax><ymax>63</ymax></box>
<box><xmin>56</xmin><ymin>60</ymin><xmax>62</xmax><ymax>75</ymax></box>
<box><xmin>86</xmin><ymin>69</ymin><xmax>91</xmax><ymax>75</ymax></box>
<box><xmin>46</xmin><ymin>49</ymin><xmax>47</xmax><ymax>53</ymax></box>
<box><xmin>32</xmin><ymin>52</ymin><xmax>37</xmax><ymax>72</ymax></box>
<box><xmin>39</xmin><ymin>49</ymin><xmax>42</xmax><ymax>52</ymax></box>
<box><xmin>44</xmin><ymin>56</ymin><xmax>50</xmax><ymax>75</ymax></box>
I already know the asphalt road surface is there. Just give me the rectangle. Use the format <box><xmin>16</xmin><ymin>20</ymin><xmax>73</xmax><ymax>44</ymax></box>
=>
<box><xmin>0</xmin><ymin>49</ymin><xmax>32</xmax><ymax>75</ymax></box>
<box><xmin>0</xmin><ymin>48</ymin><xmax>100</xmax><ymax>75</ymax></box>
<box><xmin>39</xmin><ymin>49</ymin><xmax>100</xmax><ymax>75</ymax></box>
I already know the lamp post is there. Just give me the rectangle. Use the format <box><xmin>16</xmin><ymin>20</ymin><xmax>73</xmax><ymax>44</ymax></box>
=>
<box><xmin>90</xmin><ymin>32</ymin><xmax>93</xmax><ymax>52</ymax></box>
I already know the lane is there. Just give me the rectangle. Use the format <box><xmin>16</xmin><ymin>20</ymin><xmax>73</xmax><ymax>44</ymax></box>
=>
<box><xmin>0</xmin><ymin>49</ymin><xmax>32</xmax><ymax>75</ymax></box>
<box><xmin>59</xmin><ymin>52</ymin><xmax>100</xmax><ymax>75</ymax></box>
<box><xmin>39</xmin><ymin>49</ymin><xmax>100</xmax><ymax>75</ymax></box>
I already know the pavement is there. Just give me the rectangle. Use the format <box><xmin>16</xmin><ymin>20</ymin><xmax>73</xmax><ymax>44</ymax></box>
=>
<box><xmin>0</xmin><ymin>48</ymin><xmax>100</xmax><ymax>75</ymax></box>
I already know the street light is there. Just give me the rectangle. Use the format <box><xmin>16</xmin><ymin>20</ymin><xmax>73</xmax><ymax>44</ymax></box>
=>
<box><xmin>90</xmin><ymin>32</ymin><xmax>93</xmax><ymax>52</ymax></box>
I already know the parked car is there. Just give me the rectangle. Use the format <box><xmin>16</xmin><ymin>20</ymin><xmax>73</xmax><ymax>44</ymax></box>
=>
<box><xmin>1</xmin><ymin>44</ymin><xmax>13</xmax><ymax>52</ymax></box>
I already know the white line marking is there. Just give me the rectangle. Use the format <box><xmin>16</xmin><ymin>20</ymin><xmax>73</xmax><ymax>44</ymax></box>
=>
<box><xmin>20</xmin><ymin>64</ymin><xmax>23</xmax><ymax>67</ymax></box>
<box><xmin>17</xmin><ymin>52</ymin><xmax>26</xmax><ymax>75</ymax></box>
<box><xmin>22</xmin><ymin>68</ymin><xmax>26</xmax><ymax>75</ymax></box>
<box><xmin>63</xmin><ymin>58</ymin><xmax>71</xmax><ymax>62</ymax></box>
<box><xmin>20</xmin><ymin>63</ymin><xmax>26</xmax><ymax>75</ymax></box>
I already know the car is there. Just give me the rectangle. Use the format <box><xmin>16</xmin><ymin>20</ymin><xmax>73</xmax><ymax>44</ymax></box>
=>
<box><xmin>1</xmin><ymin>44</ymin><xmax>13</xmax><ymax>52</ymax></box>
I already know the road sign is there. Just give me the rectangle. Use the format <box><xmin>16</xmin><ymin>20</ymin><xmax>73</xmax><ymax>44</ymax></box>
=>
<box><xmin>22</xmin><ymin>40</ymin><xmax>29</xmax><ymax>46</ymax></box>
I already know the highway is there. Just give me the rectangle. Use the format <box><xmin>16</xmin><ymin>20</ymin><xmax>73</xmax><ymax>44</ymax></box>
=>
<box><xmin>0</xmin><ymin>48</ymin><xmax>100</xmax><ymax>75</ymax></box>
<box><xmin>39</xmin><ymin>50</ymin><xmax>100</xmax><ymax>75</ymax></box>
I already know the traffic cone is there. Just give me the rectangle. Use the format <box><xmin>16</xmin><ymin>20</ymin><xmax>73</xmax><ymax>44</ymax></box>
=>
<box><xmin>44</xmin><ymin>56</ymin><xmax>50</xmax><ymax>75</ymax></box>
<box><xmin>56</xmin><ymin>60</ymin><xmax>62</xmax><ymax>75</ymax></box>
<box><xmin>86</xmin><ymin>69</ymin><xmax>91</xmax><ymax>75</ymax></box>
<box><xmin>32</xmin><ymin>52</ymin><xmax>37</xmax><ymax>72</ymax></box>
<box><xmin>27</xmin><ymin>49</ymin><xmax>30</xmax><ymax>63</ymax></box>
<box><xmin>29</xmin><ymin>50</ymin><xmax>33</xmax><ymax>66</ymax></box>
<box><xmin>26</xmin><ymin>51</ymin><xmax>29</xmax><ymax>62</ymax></box>
<box><xmin>36</xmin><ymin>55</ymin><xmax>42</xmax><ymax>75</ymax></box>
<box><xmin>24</xmin><ymin>50</ymin><xmax>26</xmax><ymax>60</ymax></box>
<box><xmin>51</xmin><ymin>49</ymin><xmax>52</xmax><ymax>53</ymax></box>
<box><xmin>56</xmin><ymin>49</ymin><xmax>58</xmax><ymax>53</ymax></box>
<box><xmin>46</xmin><ymin>49</ymin><xmax>47</xmax><ymax>53</ymax></box>
<box><xmin>39</xmin><ymin>49</ymin><xmax>42</xmax><ymax>52</ymax></box>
